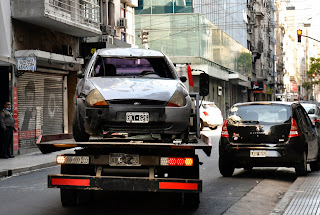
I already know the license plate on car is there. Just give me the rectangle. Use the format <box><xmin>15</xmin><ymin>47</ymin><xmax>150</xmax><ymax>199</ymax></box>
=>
<box><xmin>250</xmin><ymin>150</ymin><xmax>268</xmax><ymax>157</ymax></box>
<box><xmin>126</xmin><ymin>112</ymin><xmax>149</xmax><ymax>123</ymax></box>
<box><xmin>109</xmin><ymin>153</ymin><xmax>140</xmax><ymax>166</ymax></box>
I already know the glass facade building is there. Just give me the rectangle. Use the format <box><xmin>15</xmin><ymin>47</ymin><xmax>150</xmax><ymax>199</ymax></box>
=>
<box><xmin>135</xmin><ymin>13</ymin><xmax>251</xmax><ymax>75</ymax></box>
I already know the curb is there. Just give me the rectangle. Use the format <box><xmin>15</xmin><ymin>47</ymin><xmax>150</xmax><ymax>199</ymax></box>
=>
<box><xmin>270</xmin><ymin>176</ymin><xmax>306</xmax><ymax>215</ymax></box>
<box><xmin>0</xmin><ymin>161</ymin><xmax>57</xmax><ymax>177</ymax></box>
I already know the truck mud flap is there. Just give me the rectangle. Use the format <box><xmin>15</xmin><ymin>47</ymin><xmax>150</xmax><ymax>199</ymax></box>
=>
<box><xmin>48</xmin><ymin>174</ymin><xmax>202</xmax><ymax>193</ymax></box>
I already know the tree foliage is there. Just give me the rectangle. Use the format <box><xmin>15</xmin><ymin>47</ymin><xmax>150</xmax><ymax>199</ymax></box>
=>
<box><xmin>303</xmin><ymin>57</ymin><xmax>320</xmax><ymax>87</ymax></box>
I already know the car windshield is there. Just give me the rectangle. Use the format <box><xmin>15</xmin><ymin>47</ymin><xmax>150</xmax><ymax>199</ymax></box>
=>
<box><xmin>90</xmin><ymin>56</ymin><xmax>174</xmax><ymax>79</ymax></box>
<box><xmin>228</xmin><ymin>104</ymin><xmax>291</xmax><ymax>123</ymax></box>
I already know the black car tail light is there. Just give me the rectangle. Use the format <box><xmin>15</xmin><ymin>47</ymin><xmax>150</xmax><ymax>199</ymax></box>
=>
<box><xmin>314</xmin><ymin>119</ymin><xmax>319</xmax><ymax>124</ymax></box>
<box><xmin>221</xmin><ymin>119</ymin><xmax>229</xmax><ymax>138</ymax></box>
<box><xmin>288</xmin><ymin>118</ymin><xmax>300</xmax><ymax>138</ymax></box>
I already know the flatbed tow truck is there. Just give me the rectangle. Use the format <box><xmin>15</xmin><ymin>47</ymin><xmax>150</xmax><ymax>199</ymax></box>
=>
<box><xmin>36</xmin><ymin>93</ymin><xmax>212</xmax><ymax>209</ymax></box>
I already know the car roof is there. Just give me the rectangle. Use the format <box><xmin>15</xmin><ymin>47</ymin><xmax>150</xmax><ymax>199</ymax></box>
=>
<box><xmin>233</xmin><ymin>101</ymin><xmax>294</xmax><ymax>107</ymax></box>
<box><xmin>96</xmin><ymin>48</ymin><xmax>165</xmax><ymax>57</ymax></box>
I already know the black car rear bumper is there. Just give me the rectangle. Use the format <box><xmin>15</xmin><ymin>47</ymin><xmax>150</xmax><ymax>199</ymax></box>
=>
<box><xmin>219</xmin><ymin>137</ymin><xmax>304</xmax><ymax>167</ymax></box>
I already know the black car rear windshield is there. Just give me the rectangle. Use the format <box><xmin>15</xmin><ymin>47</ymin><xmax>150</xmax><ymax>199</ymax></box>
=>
<box><xmin>90</xmin><ymin>56</ymin><xmax>174</xmax><ymax>79</ymax></box>
<box><xmin>228</xmin><ymin>104</ymin><xmax>291</xmax><ymax>123</ymax></box>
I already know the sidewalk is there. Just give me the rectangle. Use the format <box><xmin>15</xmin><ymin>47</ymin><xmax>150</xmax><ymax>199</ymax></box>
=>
<box><xmin>271</xmin><ymin>171</ymin><xmax>320</xmax><ymax>215</ymax></box>
<box><xmin>0</xmin><ymin>148</ymin><xmax>77</xmax><ymax>177</ymax></box>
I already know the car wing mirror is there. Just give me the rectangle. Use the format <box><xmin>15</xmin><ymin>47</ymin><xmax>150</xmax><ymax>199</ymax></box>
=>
<box><xmin>77</xmin><ymin>70</ymin><xmax>85</xmax><ymax>79</ymax></box>
<box><xmin>180</xmin><ymin>76</ymin><xmax>187</xmax><ymax>83</ymax></box>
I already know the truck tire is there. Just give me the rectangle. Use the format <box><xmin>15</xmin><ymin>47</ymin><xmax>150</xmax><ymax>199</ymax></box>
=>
<box><xmin>295</xmin><ymin>151</ymin><xmax>307</xmax><ymax>176</ymax></box>
<box><xmin>219</xmin><ymin>155</ymin><xmax>235</xmax><ymax>177</ymax></box>
<box><xmin>61</xmin><ymin>189</ymin><xmax>78</xmax><ymax>207</ymax></box>
<box><xmin>73</xmin><ymin>111</ymin><xmax>90</xmax><ymax>142</ymax></box>
<box><xmin>184</xmin><ymin>193</ymin><xmax>200</xmax><ymax>210</ymax></box>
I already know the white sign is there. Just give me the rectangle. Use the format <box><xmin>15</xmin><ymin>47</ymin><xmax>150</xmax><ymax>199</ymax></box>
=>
<box><xmin>17</xmin><ymin>57</ymin><xmax>37</xmax><ymax>71</ymax></box>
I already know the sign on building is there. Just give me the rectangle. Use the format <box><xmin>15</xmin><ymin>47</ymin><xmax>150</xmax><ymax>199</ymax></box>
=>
<box><xmin>17</xmin><ymin>57</ymin><xmax>37</xmax><ymax>71</ymax></box>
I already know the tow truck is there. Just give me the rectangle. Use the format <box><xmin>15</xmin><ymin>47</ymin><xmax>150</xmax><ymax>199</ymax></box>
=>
<box><xmin>37</xmin><ymin>63</ymin><xmax>212</xmax><ymax>209</ymax></box>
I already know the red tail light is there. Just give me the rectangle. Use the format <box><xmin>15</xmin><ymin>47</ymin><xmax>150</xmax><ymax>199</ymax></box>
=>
<box><xmin>221</xmin><ymin>119</ymin><xmax>229</xmax><ymax>138</ymax></box>
<box><xmin>314</xmin><ymin>119</ymin><xmax>319</xmax><ymax>123</ymax></box>
<box><xmin>288</xmin><ymin>118</ymin><xmax>300</xmax><ymax>138</ymax></box>
<box><xmin>203</xmin><ymin>111</ymin><xmax>209</xmax><ymax>116</ymax></box>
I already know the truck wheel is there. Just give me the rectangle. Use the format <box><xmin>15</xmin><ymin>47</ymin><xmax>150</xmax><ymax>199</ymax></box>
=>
<box><xmin>73</xmin><ymin>112</ymin><xmax>90</xmax><ymax>142</ymax></box>
<box><xmin>61</xmin><ymin>189</ymin><xmax>78</xmax><ymax>207</ymax></box>
<box><xmin>295</xmin><ymin>151</ymin><xmax>307</xmax><ymax>176</ymax></box>
<box><xmin>184</xmin><ymin>193</ymin><xmax>200</xmax><ymax>210</ymax></box>
<box><xmin>219</xmin><ymin>155</ymin><xmax>235</xmax><ymax>177</ymax></box>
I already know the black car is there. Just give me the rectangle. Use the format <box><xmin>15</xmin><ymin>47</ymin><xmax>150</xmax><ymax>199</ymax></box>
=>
<box><xmin>219</xmin><ymin>101</ymin><xmax>320</xmax><ymax>177</ymax></box>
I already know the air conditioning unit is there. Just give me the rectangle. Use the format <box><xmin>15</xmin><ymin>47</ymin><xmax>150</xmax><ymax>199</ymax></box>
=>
<box><xmin>117</xmin><ymin>18</ymin><xmax>128</xmax><ymax>28</ymax></box>
<box><xmin>101</xmin><ymin>25</ymin><xmax>115</xmax><ymax>36</ymax></box>
<box><xmin>100</xmin><ymin>35</ymin><xmax>114</xmax><ymax>44</ymax></box>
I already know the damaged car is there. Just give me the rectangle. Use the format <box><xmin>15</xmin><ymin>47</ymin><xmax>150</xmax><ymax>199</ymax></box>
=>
<box><xmin>73</xmin><ymin>48</ymin><xmax>191</xmax><ymax>142</ymax></box>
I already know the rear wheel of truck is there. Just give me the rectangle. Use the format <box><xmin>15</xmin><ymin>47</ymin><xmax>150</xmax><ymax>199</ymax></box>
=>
<box><xmin>73</xmin><ymin>111</ymin><xmax>90</xmax><ymax>142</ymax></box>
<box><xmin>61</xmin><ymin>189</ymin><xmax>78</xmax><ymax>207</ymax></box>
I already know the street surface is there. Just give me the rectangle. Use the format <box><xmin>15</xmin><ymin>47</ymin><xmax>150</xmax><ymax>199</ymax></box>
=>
<box><xmin>0</xmin><ymin>126</ymin><xmax>297</xmax><ymax>215</ymax></box>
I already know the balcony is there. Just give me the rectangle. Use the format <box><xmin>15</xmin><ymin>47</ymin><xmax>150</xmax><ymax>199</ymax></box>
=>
<box><xmin>11</xmin><ymin>0</ymin><xmax>101</xmax><ymax>37</ymax></box>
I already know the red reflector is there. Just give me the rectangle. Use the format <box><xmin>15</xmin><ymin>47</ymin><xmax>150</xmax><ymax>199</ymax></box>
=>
<box><xmin>203</xmin><ymin>111</ymin><xmax>209</xmax><ymax>116</ymax></box>
<box><xmin>51</xmin><ymin>178</ymin><xmax>90</xmax><ymax>186</ymax></box>
<box><xmin>159</xmin><ymin>182</ymin><xmax>198</xmax><ymax>190</ymax></box>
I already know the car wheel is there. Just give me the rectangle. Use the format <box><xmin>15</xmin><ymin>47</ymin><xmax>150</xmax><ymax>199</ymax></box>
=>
<box><xmin>310</xmin><ymin>154</ymin><xmax>320</xmax><ymax>171</ymax></box>
<box><xmin>295</xmin><ymin>151</ymin><xmax>307</xmax><ymax>176</ymax></box>
<box><xmin>73</xmin><ymin>111</ymin><xmax>90</xmax><ymax>142</ymax></box>
<box><xmin>219</xmin><ymin>155</ymin><xmax>235</xmax><ymax>177</ymax></box>
<box><xmin>200</xmin><ymin>119</ymin><xmax>204</xmax><ymax>131</ymax></box>
<box><xmin>209</xmin><ymin>126</ymin><xmax>217</xmax><ymax>130</ymax></box>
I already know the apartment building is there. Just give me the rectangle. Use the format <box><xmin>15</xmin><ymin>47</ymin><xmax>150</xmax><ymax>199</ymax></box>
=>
<box><xmin>0</xmin><ymin>0</ymin><xmax>137</xmax><ymax>155</ymax></box>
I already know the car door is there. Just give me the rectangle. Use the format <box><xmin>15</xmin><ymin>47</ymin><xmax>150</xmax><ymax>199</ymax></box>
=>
<box><xmin>297</xmin><ymin>106</ymin><xmax>318</xmax><ymax>160</ymax></box>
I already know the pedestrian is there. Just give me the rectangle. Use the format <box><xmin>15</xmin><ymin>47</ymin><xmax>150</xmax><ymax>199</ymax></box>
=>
<box><xmin>0</xmin><ymin>102</ymin><xmax>16</xmax><ymax>158</ymax></box>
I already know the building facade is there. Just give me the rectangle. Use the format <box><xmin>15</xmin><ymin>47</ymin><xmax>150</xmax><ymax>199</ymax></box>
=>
<box><xmin>135</xmin><ymin>1</ymin><xmax>251</xmax><ymax>118</ymax></box>
<box><xmin>1</xmin><ymin>0</ymin><xmax>138</xmax><ymax>155</ymax></box>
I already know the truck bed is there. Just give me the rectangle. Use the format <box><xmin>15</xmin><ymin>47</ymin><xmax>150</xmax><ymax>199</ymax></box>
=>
<box><xmin>37</xmin><ymin>133</ymin><xmax>212</xmax><ymax>156</ymax></box>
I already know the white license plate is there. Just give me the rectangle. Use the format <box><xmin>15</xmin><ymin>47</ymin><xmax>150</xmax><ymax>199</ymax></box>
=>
<box><xmin>109</xmin><ymin>153</ymin><xmax>140</xmax><ymax>166</ymax></box>
<box><xmin>126</xmin><ymin>112</ymin><xmax>149</xmax><ymax>123</ymax></box>
<box><xmin>250</xmin><ymin>150</ymin><xmax>268</xmax><ymax>157</ymax></box>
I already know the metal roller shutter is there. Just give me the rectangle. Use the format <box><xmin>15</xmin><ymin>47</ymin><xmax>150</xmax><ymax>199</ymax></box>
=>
<box><xmin>17</xmin><ymin>71</ymin><xmax>64</xmax><ymax>148</ymax></box>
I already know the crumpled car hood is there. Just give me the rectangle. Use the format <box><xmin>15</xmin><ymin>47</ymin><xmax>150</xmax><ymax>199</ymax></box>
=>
<box><xmin>88</xmin><ymin>77</ymin><xmax>182</xmax><ymax>101</ymax></box>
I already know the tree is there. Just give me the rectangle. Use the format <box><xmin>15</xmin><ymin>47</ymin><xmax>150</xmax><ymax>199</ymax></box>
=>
<box><xmin>303</xmin><ymin>57</ymin><xmax>320</xmax><ymax>96</ymax></box>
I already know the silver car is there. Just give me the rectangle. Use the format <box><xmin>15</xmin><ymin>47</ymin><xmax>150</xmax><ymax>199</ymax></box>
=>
<box><xmin>73</xmin><ymin>48</ymin><xmax>191</xmax><ymax>142</ymax></box>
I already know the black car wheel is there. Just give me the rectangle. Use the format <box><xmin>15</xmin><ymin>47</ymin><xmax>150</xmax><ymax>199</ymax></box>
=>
<box><xmin>73</xmin><ymin>111</ymin><xmax>90</xmax><ymax>142</ymax></box>
<box><xmin>310</xmin><ymin>153</ymin><xmax>320</xmax><ymax>171</ymax></box>
<box><xmin>295</xmin><ymin>151</ymin><xmax>307</xmax><ymax>176</ymax></box>
<box><xmin>219</xmin><ymin>155</ymin><xmax>235</xmax><ymax>177</ymax></box>
<box><xmin>200</xmin><ymin>119</ymin><xmax>204</xmax><ymax>131</ymax></box>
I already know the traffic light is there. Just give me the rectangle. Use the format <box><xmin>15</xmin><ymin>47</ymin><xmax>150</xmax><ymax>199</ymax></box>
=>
<box><xmin>199</xmin><ymin>72</ymin><xmax>209</xmax><ymax>96</ymax></box>
<box><xmin>297</xmin><ymin>29</ymin><xmax>302</xmax><ymax>43</ymax></box>
<box><xmin>140</xmin><ymin>30</ymin><xmax>149</xmax><ymax>44</ymax></box>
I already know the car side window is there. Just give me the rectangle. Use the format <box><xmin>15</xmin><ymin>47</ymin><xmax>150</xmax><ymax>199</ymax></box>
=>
<box><xmin>298</xmin><ymin>106</ymin><xmax>312</xmax><ymax>128</ymax></box>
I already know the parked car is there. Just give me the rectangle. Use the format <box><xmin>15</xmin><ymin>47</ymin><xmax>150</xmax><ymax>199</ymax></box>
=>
<box><xmin>300</xmin><ymin>102</ymin><xmax>320</xmax><ymax>126</ymax></box>
<box><xmin>73</xmin><ymin>48</ymin><xmax>191</xmax><ymax>142</ymax></box>
<box><xmin>219</xmin><ymin>101</ymin><xmax>320</xmax><ymax>177</ymax></box>
<box><xmin>198</xmin><ymin>101</ymin><xmax>223</xmax><ymax>130</ymax></box>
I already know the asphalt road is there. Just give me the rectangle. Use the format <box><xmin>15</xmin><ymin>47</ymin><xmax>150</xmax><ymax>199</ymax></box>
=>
<box><xmin>0</xmin><ymin>126</ymin><xmax>297</xmax><ymax>215</ymax></box>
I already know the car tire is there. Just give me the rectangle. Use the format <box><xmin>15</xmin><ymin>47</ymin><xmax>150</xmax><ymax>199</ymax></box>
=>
<box><xmin>310</xmin><ymin>154</ymin><xmax>320</xmax><ymax>171</ymax></box>
<box><xmin>200</xmin><ymin>119</ymin><xmax>204</xmax><ymax>131</ymax></box>
<box><xmin>219</xmin><ymin>155</ymin><xmax>235</xmax><ymax>177</ymax></box>
<box><xmin>73</xmin><ymin>111</ymin><xmax>90</xmax><ymax>142</ymax></box>
<box><xmin>295</xmin><ymin>151</ymin><xmax>307</xmax><ymax>176</ymax></box>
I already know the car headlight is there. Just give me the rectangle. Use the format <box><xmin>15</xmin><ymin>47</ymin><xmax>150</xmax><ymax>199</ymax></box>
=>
<box><xmin>167</xmin><ymin>91</ymin><xmax>186</xmax><ymax>107</ymax></box>
<box><xmin>86</xmin><ymin>89</ymin><xmax>108</xmax><ymax>107</ymax></box>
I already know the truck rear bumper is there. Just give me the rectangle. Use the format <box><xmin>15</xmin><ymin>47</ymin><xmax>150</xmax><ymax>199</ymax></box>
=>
<box><xmin>48</xmin><ymin>174</ymin><xmax>202</xmax><ymax>193</ymax></box>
